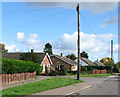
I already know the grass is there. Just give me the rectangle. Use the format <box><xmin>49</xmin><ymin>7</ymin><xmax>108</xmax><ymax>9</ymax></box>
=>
<box><xmin>2</xmin><ymin>77</ymin><xmax>84</xmax><ymax>96</ymax></box>
<box><xmin>67</xmin><ymin>73</ymin><xmax>113</xmax><ymax>77</ymax></box>
<box><xmin>79</xmin><ymin>74</ymin><xmax>112</xmax><ymax>77</ymax></box>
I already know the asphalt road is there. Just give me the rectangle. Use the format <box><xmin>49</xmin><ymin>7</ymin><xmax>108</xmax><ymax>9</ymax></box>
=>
<box><xmin>72</xmin><ymin>76</ymin><xmax>119</xmax><ymax>95</ymax></box>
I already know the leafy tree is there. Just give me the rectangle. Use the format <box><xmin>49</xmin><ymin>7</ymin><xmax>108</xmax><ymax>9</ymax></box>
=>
<box><xmin>100</xmin><ymin>57</ymin><xmax>114</xmax><ymax>66</ymax></box>
<box><xmin>43</xmin><ymin>43</ymin><xmax>53</xmax><ymax>55</ymax></box>
<box><xmin>80</xmin><ymin>51</ymin><xmax>88</xmax><ymax>58</ymax></box>
<box><xmin>20</xmin><ymin>52</ymin><xmax>41</xmax><ymax>63</ymax></box>
<box><xmin>66</xmin><ymin>54</ymin><xmax>76</xmax><ymax>60</ymax></box>
<box><xmin>0</xmin><ymin>43</ymin><xmax>8</xmax><ymax>53</ymax></box>
<box><xmin>113</xmin><ymin>62</ymin><xmax>120</xmax><ymax>73</ymax></box>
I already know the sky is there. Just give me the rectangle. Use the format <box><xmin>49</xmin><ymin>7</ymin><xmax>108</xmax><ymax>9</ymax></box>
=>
<box><xmin>1</xmin><ymin>2</ymin><xmax>119</xmax><ymax>62</ymax></box>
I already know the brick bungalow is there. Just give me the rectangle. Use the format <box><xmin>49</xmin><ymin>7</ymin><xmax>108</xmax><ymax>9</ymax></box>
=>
<box><xmin>2</xmin><ymin>49</ymin><xmax>53</xmax><ymax>74</ymax></box>
<box><xmin>50</xmin><ymin>53</ymin><xmax>77</xmax><ymax>71</ymax></box>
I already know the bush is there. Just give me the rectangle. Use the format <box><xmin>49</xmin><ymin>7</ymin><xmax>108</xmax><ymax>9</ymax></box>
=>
<box><xmin>113</xmin><ymin>67</ymin><xmax>119</xmax><ymax>73</ymax></box>
<box><xmin>45</xmin><ymin>66</ymin><xmax>49</xmax><ymax>75</ymax></box>
<box><xmin>68</xmin><ymin>71</ymin><xmax>77</xmax><ymax>74</ymax></box>
<box><xmin>87</xmin><ymin>66</ymin><xmax>93</xmax><ymax>71</ymax></box>
<box><xmin>81</xmin><ymin>66</ymin><xmax>88</xmax><ymax>71</ymax></box>
<box><xmin>1</xmin><ymin>58</ymin><xmax>43</xmax><ymax>75</ymax></box>
<box><xmin>61</xmin><ymin>67</ymin><xmax>67</xmax><ymax>75</ymax></box>
<box><xmin>49</xmin><ymin>69</ymin><xmax>56</xmax><ymax>76</ymax></box>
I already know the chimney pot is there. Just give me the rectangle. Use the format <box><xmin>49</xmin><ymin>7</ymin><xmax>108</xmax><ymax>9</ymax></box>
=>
<box><xmin>31</xmin><ymin>49</ymin><xmax>34</xmax><ymax>53</ymax></box>
<box><xmin>60</xmin><ymin>53</ymin><xmax>63</xmax><ymax>57</ymax></box>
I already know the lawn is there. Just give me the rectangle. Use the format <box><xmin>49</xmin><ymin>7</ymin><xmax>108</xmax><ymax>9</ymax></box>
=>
<box><xmin>2</xmin><ymin>77</ymin><xmax>84</xmax><ymax>96</ymax></box>
<box><xmin>80</xmin><ymin>74</ymin><xmax>112</xmax><ymax>77</ymax></box>
<box><xmin>67</xmin><ymin>73</ymin><xmax>113</xmax><ymax>77</ymax></box>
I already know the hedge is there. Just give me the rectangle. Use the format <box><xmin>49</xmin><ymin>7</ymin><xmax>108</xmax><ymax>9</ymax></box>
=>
<box><xmin>1</xmin><ymin>58</ymin><xmax>43</xmax><ymax>75</ymax></box>
<box><xmin>68</xmin><ymin>66</ymin><xmax>111</xmax><ymax>74</ymax></box>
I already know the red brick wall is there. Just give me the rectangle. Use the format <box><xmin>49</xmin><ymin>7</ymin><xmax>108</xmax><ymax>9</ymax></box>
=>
<box><xmin>41</xmin><ymin>56</ymin><xmax>51</xmax><ymax>74</ymax></box>
<box><xmin>2</xmin><ymin>71</ymin><xmax>36</xmax><ymax>85</ymax></box>
<box><xmin>93</xmin><ymin>70</ymin><xmax>107</xmax><ymax>74</ymax></box>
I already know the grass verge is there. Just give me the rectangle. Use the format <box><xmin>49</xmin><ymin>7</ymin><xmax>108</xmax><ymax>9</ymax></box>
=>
<box><xmin>68</xmin><ymin>73</ymin><xmax>113</xmax><ymax>77</ymax></box>
<box><xmin>80</xmin><ymin>74</ymin><xmax>112</xmax><ymax>77</ymax></box>
<box><xmin>2</xmin><ymin>77</ymin><xmax>84</xmax><ymax>96</ymax></box>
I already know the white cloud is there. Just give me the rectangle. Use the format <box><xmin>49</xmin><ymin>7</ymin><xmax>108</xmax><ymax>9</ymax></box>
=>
<box><xmin>53</xmin><ymin>31</ymin><xmax>117</xmax><ymax>62</ymax></box>
<box><xmin>18</xmin><ymin>33</ymin><xmax>44</xmax><ymax>52</ymax></box>
<box><xmin>17</xmin><ymin>32</ymin><xmax>25</xmax><ymax>41</ymax></box>
<box><xmin>6</xmin><ymin>44</ymin><xmax>16</xmax><ymax>52</ymax></box>
<box><xmin>101</xmin><ymin>17</ymin><xmax>118</xmax><ymax>27</ymax></box>
<box><xmin>26</xmin><ymin>2</ymin><xmax>117</xmax><ymax>14</ymax></box>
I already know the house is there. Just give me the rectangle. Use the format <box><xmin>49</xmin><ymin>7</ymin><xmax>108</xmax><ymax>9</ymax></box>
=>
<box><xmin>75</xmin><ymin>57</ymin><xmax>96</xmax><ymax>66</ymax></box>
<box><xmin>50</xmin><ymin>53</ymin><xmax>78</xmax><ymax>71</ymax></box>
<box><xmin>93</xmin><ymin>60</ymin><xmax>105</xmax><ymax>66</ymax></box>
<box><xmin>2</xmin><ymin>49</ymin><xmax>53</xmax><ymax>74</ymax></box>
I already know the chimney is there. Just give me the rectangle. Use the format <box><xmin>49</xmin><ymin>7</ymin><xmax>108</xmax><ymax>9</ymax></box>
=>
<box><xmin>31</xmin><ymin>49</ymin><xmax>34</xmax><ymax>53</ymax></box>
<box><xmin>60</xmin><ymin>53</ymin><xmax>63</xmax><ymax>57</ymax></box>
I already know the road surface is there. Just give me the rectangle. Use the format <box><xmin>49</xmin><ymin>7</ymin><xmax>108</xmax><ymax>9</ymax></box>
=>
<box><xmin>72</xmin><ymin>76</ymin><xmax>119</xmax><ymax>95</ymax></box>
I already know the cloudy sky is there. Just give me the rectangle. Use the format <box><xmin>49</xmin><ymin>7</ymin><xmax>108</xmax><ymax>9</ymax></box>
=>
<box><xmin>1</xmin><ymin>2</ymin><xmax>118</xmax><ymax>62</ymax></box>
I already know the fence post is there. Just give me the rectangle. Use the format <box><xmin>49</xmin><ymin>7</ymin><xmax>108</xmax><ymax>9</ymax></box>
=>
<box><xmin>8</xmin><ymin>74</ymin><xmax>11</xmax><ymax>84</ymax></box>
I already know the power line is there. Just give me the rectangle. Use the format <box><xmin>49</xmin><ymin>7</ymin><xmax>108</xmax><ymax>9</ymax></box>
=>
<box><xmin>3</xmin><ymin>9</ymin><xmax>66</xmax><ymax>32</ymax></box>
<box><xmin>80</xmin><ymin>12</ymin><xmax>96</xmax><ymax>34</ymax></box>
<box><xmin>79</xmin><ymin>12</ymin><xmax>112</xmax><ymax>44</ymax></box>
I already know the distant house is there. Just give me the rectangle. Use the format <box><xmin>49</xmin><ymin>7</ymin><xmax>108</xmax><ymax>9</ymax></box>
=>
<box><xmin>2</xmin><ymin>49</ymin><xmax>53</xmax><ymax>74</ymax></box>
<box><xmin>75</xmin><ymin>57</ymin><xmax>96</xmax><ymax>66</ymax></box>
<box><xmin>93</xmin><ymin>60</ymin><xmax>105</xmax><ymax>66</ymax></box>
<box><xmin>50</xmin><ymin>53</ymin><xmax>77</xmax><ymax>71</ymax></box>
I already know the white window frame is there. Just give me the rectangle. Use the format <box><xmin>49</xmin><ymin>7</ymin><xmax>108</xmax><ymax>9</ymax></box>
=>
<box><xmin>43</xmin><ymin>64</ymin><xmax>45</xmax><ymax>71</ymax></box>
<box><xmin>47</xmin><ymin>64</ymin><xmax>50</xmax><ymax>70</ymax></box>
<box><xmin>57</xmin><ymin>65</ymin><xmax>61</xmax><ymax>70</ymax></box>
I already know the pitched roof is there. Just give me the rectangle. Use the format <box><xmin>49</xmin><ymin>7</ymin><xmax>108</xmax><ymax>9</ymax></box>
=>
<box><xmin>50</xmin><ymin>54</ymin><xmax>77</xmax><ymax>65</ymax></box>
<box><xmin>81</xmin><ymin>57</ymin><xmax>95</xmax><ymax>66</ymax></box>
<box><xmin>94</xmin><ymin>61</ymin><xmax>105</xmax><ymax>66</ymax></box>
<box><xmin>2</xmin><ymin>53</ymin><xmax>20</xmax><ymax>60</ymax></box>
<box><xmin>2</xmin><ymin>52</ymin><xmax>47</xmax><ymax>64</ymax></box>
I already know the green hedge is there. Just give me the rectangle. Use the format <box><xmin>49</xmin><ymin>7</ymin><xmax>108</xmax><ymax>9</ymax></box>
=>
<box><xmin>68</xmin><ymin>66</ymin><xmax>111</xmax><ymax>74</ymax></box>
<box><xmin>1</xmin><ymin>58</ymin><xmax>43</xmax><ymax>75</ymax></box>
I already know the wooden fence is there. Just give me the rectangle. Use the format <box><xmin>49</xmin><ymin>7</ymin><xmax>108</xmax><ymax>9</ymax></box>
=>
<box><xmin>93</xmin><ymin>70</ymin><xmax>107</xmax><ymax>74</ymax></box>
<box><xmin>1</xmin><ymin>71</ymin><xmax>36</xmax><ymax>85</ymax></box>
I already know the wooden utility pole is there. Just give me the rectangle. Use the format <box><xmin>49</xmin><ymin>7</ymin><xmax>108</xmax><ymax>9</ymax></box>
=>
<box><xmin>111</xmin><ymin>40</ymin><xmax>113</xmax><ymax>74</ymax></box>
<box><xmin>76</xmin><ymin>4</ymin><xmax>80</xmax><ymax>80</ymax></box>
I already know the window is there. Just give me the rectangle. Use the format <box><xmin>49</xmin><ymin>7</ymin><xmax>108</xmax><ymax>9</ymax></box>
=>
<box><xmin>47</xmin><ymin>64</ymin><xmax>50</xmax><ymax>70</ymax></box>
<box><xmin>57</xmin><ymin>65</ymin><xmax>64</xmax><ymax>70</ymax></box>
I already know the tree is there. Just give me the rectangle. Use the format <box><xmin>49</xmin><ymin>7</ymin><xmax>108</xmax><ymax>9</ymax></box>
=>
<box><xmin>113</xmin><ymin>63</ymin><xmax>120</xmax><ymax>73</ymax></box>
<box><xmin>66</xmin><ymin>54</ymin><xmax>76</xmax><ymax>61</ymax></box>
<box><xmin>100</xmin><ymin>57</ymin><xmax>114</xmax><ymax>66</ymax></box>
<box><xmin>0</xmin><ymin>43</ymin><xmax>8</xmax><ymax>53</ymax></box>
<box><xmin>80</xmin><ymin>51</ymin><xmax>88</xmax><ymax>58</ymax></box>
<box><xmin>43</xmin><ymin>43</ymin><xmax>53</xmax><ymax>55</ymax></box>
<box><xmin>20</xmin><ymin>52</ymin><xmax>41</xmax><ymax>63</ymax></box>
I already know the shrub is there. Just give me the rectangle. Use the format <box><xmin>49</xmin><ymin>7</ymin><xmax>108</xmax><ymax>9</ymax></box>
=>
<box><xmin>49</xmin><ymin>69</ymin><xmax>56</xmax><ymax>76</ymax></box>
<box><xmin>1</xmin><ymin>58</ymin><xmax>43</xmax><ymax>75</ymax></box>
<box><xmin>45</xmin><ymin>66</ymin><xmax>49</xmax><ymax>75</ymax></box>
<box><xmin>61</xmin><ymin>67</ymin><xmax>67</xmax><ymax>75</ymax></box>
<box><xmin>81</xmin><ymin>66</ymin><xmax>88</xmax><ymax>71</ymax></box>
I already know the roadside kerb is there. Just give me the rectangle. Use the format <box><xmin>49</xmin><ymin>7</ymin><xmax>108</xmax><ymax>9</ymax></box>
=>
<box><xmin>66</xmin><ymin>84</ymin><xmax>92</xmax><ymax>95</ymax></box>
<box><xmin>31</xmin><ymin>82</ymin><xmax>91</xmax><ymax>95</ymax></box>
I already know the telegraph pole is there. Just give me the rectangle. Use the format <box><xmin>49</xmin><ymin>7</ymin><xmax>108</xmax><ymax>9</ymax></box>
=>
<box><xmin>76</xmin><ymin>4</ymin><xmax>80</xmax><ymax>80</ymax></box>
<box><xmin>111</xmin><ymin>40</ymin><xmax>113</xmax><ymax>74</ymax></box>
